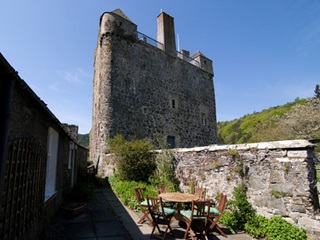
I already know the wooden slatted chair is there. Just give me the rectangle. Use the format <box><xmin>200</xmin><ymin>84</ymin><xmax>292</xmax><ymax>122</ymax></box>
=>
<box><xmin>156</xmin><ymin>184</ymin><xmax>175</xmax><ymax>208</ymax></box>
<box><xmin>206</xmin><ymin>193</ymin><xmax>228</xmax><ymax>238</ymax></box>
<box><xmin>134</xmin><ymin>187</ymin><xmax>153</xmax><ymax>225</ymax></box>
<box><xmin>146</xmin><ymin>195</ymin><xmax>176</xmax><ymax>240</ymax></box>
<box><xmin>156</xmin><ymin>184</ymin><xmax>168</xmax><ymax>195</ymax></box>
<box><xmin>180</xmin><ymin>200</ymin><xmax>211</xmax><ymax>240</ymax></box>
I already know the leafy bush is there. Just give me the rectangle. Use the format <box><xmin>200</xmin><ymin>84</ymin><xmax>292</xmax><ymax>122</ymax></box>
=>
<box><xmin>148</xmin><ymin>149</ymin><xmax>180</xmax><ymax>192</ymax></box>
<box><xmin>245</xmin><ymin>215</ymin><xmax>307</xmax><ymax>240</ymax></box>
<box><xmin>244</xmin><ymin>215</ymin><xmax>269</xmax><ymax>238</ymax></box>
<box><xmin>221</xmin><ymin>185</ymin><xmax>307</xmax><ymax>239</ymax></box>
<box><xmin>108</xmin><ymin>175</ymin><xmax>157</xmax><ymax>211</ymax></box>
<box><xmin>108</xmin><ymin>134</ymin><xmax>156</xmax><ymax>182</ymax></box>
<box><xmin>220</xmin><ymin>184</ymin><xmax>255</xmax><ymax>232</ymax></box>
<box><xmin>266</xmin><ymin>216</ymin><xmax>307</xmax><ymax>240</ymax></box>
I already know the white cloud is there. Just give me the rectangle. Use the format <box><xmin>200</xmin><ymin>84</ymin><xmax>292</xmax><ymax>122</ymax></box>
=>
<box><xmin>57</xmin><ymin>68</ymin><xmax>89</xmax><ymax>84</ymax></box>
<box><xmin>49</xmin><ymin>82</ymin><xmax>63</xmax><ymax>92</ymax></box>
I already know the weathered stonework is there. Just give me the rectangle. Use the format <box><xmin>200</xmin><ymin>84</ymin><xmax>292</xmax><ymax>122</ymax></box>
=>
<box><xmin>98</xmin><ymin>140</ymin><xmax>320</xmax><ymax>238</ymax></box>
<box><xmin>90</xmin><ymin>9</ymin><xmax>217</xmax><ymax>164</ymax></box>
<box><xmin>173</xmin><ymin>140</ymin><xmax>319</xmax><ymax>238</ymax></box>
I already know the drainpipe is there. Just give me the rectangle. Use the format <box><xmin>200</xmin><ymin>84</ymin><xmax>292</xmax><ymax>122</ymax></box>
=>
<box><xmin>0</xmin><ymin>72</ymin><xmax>15</xmax><ymax>206</ymax></box>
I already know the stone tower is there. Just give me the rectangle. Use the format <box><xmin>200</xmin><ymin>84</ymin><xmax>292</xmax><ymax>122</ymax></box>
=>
<box><xmin>90</xmin><ymin>9</ymin><xmax>217</xmax><ymax>163</ymax></box>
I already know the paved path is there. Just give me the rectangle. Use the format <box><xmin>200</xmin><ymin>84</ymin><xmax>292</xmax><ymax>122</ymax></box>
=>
<box><xmin>45</xmin><ymin>182</ymin><xmax>254</xmax><ymax>240</ymax></box>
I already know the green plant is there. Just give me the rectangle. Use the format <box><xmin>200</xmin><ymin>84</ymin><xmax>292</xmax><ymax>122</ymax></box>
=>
<box><xmin>228</xmin><ymin>148</ymin><xmax>239</xmax><ymax>156</ymax></box>
<box><xmin>244</xmin><ymin>214</ymin><xmax>269</xmax><ymax>238</ymax></box>
<box><xmin>284</xmin><ymin>162</ymin><xmax>290</xmax><ymax>174</ymax></box>
<box><xmin>213</xmin><ymin>160</ymin><xmax>221</xmax><ymax>168</ymax></box>
<box><xmin>233</xmin><ymin>159</ymin><xmax>244</xmax><ymax>177</ymax></box>
<box><xmin>244</xmin><ymin>214</ymin><xmax>307</xmax><ymax>239</ymax></box>
<box><xmin>270</xmin><ymin>189</ymin><xmax>287</xmax><ymax>198</ymax></box>
<box><xmin>266</xmin><ymin>216</ymin><xmax>307</xmax><ymax>240</ymax></box>
<box><xmin>148</xmin><ymin>149</ymin><xmax>180</xmax><ymax>192</ymax></box>
<box><xmin>188</xmin><ymin>179</ymin><xmax>197</xmax><ymax>194</ymax></box>
<box><xmin>220</xmin><ymin>184</ymin><xmax>255</xmax><ymax>232</ymax></box>
<box><xmin>108</xmin><ymin>175</ymin><xmax>157</xmax><ymax>210</ymax></box>
<box><xmin>108</xmin><ymin>134</ymin><xmax>156</xmax><ymax>182</ymax></box>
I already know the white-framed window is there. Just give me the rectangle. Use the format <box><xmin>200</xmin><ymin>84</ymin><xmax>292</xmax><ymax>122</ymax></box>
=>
<box><xmin>45</xmin><ymin>127</ymin><xmax>59</xmax><ymax>201</ymax></box>
<box><xmin>68</xmin><ymin>141</ymin><xmax>76</xmax><ymax>187</ymax></box>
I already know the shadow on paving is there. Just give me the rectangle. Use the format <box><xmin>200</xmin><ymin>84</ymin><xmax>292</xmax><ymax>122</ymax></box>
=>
<box><xmin>44</xmin><ymin>180</ymin><xmax>253</xmax><ymax>240</ymax></box>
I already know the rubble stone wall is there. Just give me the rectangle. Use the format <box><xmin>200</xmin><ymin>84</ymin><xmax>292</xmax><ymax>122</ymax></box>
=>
<box><xmin>98</xmin><ymin>139</ymin><xmax>320</xmax><ymax>238</ymax></box>
<box><xmin>173</xmin><ymin>140</ymin><xmax>320</xmax><ymax>239</ymax></box>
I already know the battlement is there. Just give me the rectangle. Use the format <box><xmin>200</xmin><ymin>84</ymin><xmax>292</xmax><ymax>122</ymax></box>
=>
<box><xmin>138</xmin><ymin>32</ymin><xmax>201</xmax><ymax>69</ymax></box>
<box><xmin>99</xmin><ymin>9</ymin><xmax>213</xmax><ymax>75</ymax></box>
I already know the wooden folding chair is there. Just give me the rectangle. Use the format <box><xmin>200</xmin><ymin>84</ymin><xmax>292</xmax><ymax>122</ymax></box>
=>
<box><xmin>206</xmin><ymin>193</ymin><xmax>228</xmax><ymax>238</ymax></box>
<box><xmin>195</xmin><ymin>187</ymin><xmax>207</xmax><ymax>200</ymax></box>
<box><xmin>146</xmin><ymin>195</ymin><xmax>176</xmax><ymax>240</ymax></box>
<box><xmin>180</xmin><ymin>200</ymin><xmax>211</xmax><ymax>240</ymax></box>
<box><xmin>134</xmin><ymin>187</ymin><xmax>153</xmax><ymax>225</ymax></box>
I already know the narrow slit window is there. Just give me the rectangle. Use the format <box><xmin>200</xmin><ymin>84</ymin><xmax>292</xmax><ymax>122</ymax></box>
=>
<box><xmin>201</xmin><ymin>113</ymin><xmax>207</xmax><ymax>126</ymax></box>
<box><xmin>172</xmin><ymin>99</ymin><xmax>175</xmax><ymax>109</ymax></box>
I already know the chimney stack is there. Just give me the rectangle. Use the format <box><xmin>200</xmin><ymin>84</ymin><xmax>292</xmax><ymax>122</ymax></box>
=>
<box><xmin>157</xmin><ymin>12</ymin><xmax>176</xmax><ymax>56</ymax></box>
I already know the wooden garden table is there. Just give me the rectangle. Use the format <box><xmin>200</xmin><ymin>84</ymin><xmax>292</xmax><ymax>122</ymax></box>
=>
<box><xmin>159</xmin><ymin>192</ymin><xmax>199</xmax><ymax>221</ymax></box>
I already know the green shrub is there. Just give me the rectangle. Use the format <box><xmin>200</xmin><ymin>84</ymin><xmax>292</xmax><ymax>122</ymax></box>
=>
<box><xmin>266</xmin><ymin>216</ymin><xmax>307</xmax><ymax>240</ymax></box>
<box><xmin>244</xmin><ymin>215</ymin><xmax>269</xmax><ymax>238</ymax></box>
<box><xmin>108</xmin><ymin>134</ymin><xmax>156</xmax><ymax>182</ymax></box>
<box><xmin>220</xmin><ymin>184</ymin><xmax>255</xmax><ymax>232</ymax></box>
<box><xmin>108</xmin><ymin>175</ymin><xmax>157</xmax><ymax>211</ymax></box>
<box><xmin>148</xmin><ymin>149</ymin><xmax>180</xmax><ymax>192</ymax></box>
<box><xmin>222</xmin><ymin>185</ymin><xmax>307</xmax><ymax>239</ymax></box>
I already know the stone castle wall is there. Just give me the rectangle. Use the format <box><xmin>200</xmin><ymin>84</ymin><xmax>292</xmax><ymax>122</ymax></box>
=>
<box><xmin>98</xmin><ymin>140</ymin><xmax>320</xmax><ymax>238</ymax></box>
<box><xmin>90</xmin><ymin>11</ymin><xmax>217</xmax><ymax>164</ymax></box>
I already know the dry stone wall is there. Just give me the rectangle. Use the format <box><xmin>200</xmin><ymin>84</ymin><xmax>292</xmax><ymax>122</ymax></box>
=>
<box><xmin>98</xmin><ymin>139</ymin><xmax>320</xmax><ymax>238</ymax></box>
<box><xmin>173</xmin><ymin>140</ymin><xmax>320</xmax><ymax>239</ymax></box>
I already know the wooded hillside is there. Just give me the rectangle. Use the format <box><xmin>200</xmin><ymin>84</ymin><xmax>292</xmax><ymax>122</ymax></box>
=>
<box><xmin>218</xmin><ymin>98</ymin><xmax>320</xmax><ymax>145</ymax></box>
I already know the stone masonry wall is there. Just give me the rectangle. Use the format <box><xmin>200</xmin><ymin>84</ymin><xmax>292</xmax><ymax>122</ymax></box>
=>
<box><xmin>98</xmin><ymin>140</ymin><xmax>320</xmax><ymax>238</ymax></box>
<box><xmin>173</xmin><ymin>140</ymin><xmax>320</xmax><ymax>239</ymax></box>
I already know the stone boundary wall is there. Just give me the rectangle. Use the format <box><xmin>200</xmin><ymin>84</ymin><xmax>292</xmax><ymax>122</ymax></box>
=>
<box><xmin>98</xmin><ymin>140</ymin><xmax>320</xmax><ymax>238</ymax></box>
<box><xmin>173</xmin><ymin>140</ymin><xmax>320</xmax><ymax>239</ymax></box>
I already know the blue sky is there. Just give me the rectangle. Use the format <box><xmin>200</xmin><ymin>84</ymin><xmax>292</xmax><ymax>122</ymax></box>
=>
<box><xmin>1</xmin><ymin>0</ymin><xmax>319</xmax><ymax>134</ymax></box>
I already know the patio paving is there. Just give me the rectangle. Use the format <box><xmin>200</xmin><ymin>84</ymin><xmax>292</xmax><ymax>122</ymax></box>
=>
<box><xmin>44</xmin><ymin>180</ymin><xmax>254</xmax><ymax>240</ymax></box>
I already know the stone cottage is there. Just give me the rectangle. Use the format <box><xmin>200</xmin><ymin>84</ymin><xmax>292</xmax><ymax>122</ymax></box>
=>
<box><xmin>0</xmin><ymin>53</ymin><xmax>89</xmax><ymax>240</ymax></box>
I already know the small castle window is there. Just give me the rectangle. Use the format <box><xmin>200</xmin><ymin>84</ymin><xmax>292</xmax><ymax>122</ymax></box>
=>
<box><xmin>170</xmin><ymin>97</ymin><xmax>178</xmax><ymax>109</ymax></box>
<box><xmin>142</xmin><ymin>106</ymin><xmax>148</xmax><ymax>114</ymax></box>
<box><xmin>167</xmin><ymin>136</ymin><xmax>175</xmax><ymax>149</ymax></box>
<box><xmin>172</xmin><ymin>99</ymin><xmax>175</xmax><ymax>109</ymax></box>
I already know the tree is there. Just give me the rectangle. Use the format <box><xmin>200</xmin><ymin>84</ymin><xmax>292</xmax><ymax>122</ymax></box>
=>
<box><xmin>314</xmin><ymin>84</ymin><xmax>320</xmax><ymax>98</ymax></box>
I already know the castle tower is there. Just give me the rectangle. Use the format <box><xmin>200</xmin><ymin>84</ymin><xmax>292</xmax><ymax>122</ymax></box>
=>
<box><xmin>90</xmin><ymin>9</ymin><xmax>217</xmax><ymax>165</ymax></box>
